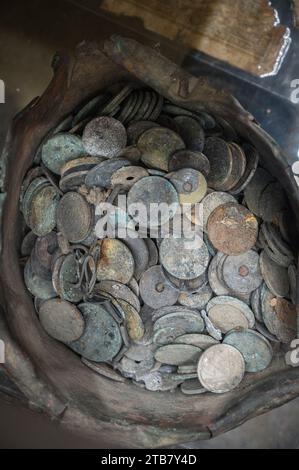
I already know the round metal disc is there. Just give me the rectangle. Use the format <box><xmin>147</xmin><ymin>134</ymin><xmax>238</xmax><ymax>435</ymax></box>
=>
<box><xmin>139</xmin><ymin>265</ymin><xmax>179</xmax><ymax>309</ymax></box>
<box><xmin>41</xmin><ymin>133</ymin><xmax>86</xmax><ymax>175</ymax></box>
<box><xmin>72</xmin><ymin>94</ymin><xmax>108</xmax><ymax>126</ymax></box>
<box><xmin>203</xmin><ymin>137</ymin><xmax>233</xmax><ymax>190</ymax></box>
<box><xmin>70</xmin><ymin>302</ymin><xmax>122</xmax><ymax>361</ymax></box>
<box><xmin>244</xmin><ymin>167</ymin><xmax>274</xmax><ymax>217</ymax></box>
<box><xmin>118</xmin><ymin>145</ymin><xmax>141</xmax><ymax>164</ymax></box>
<box><xmin>39</xmin><ymin>299</ymin><xmax>85</xmax><ymax>343</ymax></box>
<box><xmin>223</xmin><ymin>142</ymin><xmax>246</xmax><ymax>191</ymax></box>
<box><xmin>21</xmin><ymin>231</ymin><xmax>37</xmax><ymax>257</ymax></box>
<box><xmin>24</xmin><ymin>259</ymin><xmax>56</xmax><ymax>300</ymax></box>
<box><xmin>116</xmin><ymin>299</ymin><xmax>144</xmax><ymax>342</ymax></box>
<box><xmin>111</xmin><ymin>166</ymin><xmax>148</xmax><ymax>189</ymax></box>
<box><xmin>85</xmin><ymin>158</ymin><xmax>130</xmax><ymax>188</ymax></box>
<box><xmin>190</xmin><ymin>191</ymin><xmax>236</xmax><ymax>231</ymax></box>
<box><xmin>138</xmin><ymin>127</ymin><xmax>185</xmax><ymax>171</ymax></box>
<box><xmin>168</xmin><ymin>149</ymin><xmax>210</xmax><ymax>176</ymax></box>
<box><xmin>57</xmin><ymin>253</ymin><xmax>83</xmax><ymax>303</ymax></box>
<box><xmin>100</xmin><ymin>84</ymin><xmax>133</xmax><ymax>116</ymax></box>
<box><xmin>96</xmin><ymin>239</ymin><xmax>134</xmax><ymax>284</ymax></box>
<box><xmin>154</xmin><ymin>344</ymin><xmax>202</xmax><ymax>366</ymax></box>
<box><xmin>178</xmin><ymin>284</ymin><xmax>213</xmax><ymax>309</ymax></box>
<box><xmin>57</xmin><ymin>192</ymin><xmax>92</xmax><ymax>243</ymax></box>
<box><xmin>144</xmin><ymin>238</ymin><xmax>159</xmax><ymax>267</ymax></box>
<box><xmin>206</xmin><ymin>295</ymin><xmax>255</xmax><ymax>328</ymax></box>
<box><xmin>222</xmin><ymin>250</ymin><xmax>263</xmax><ymax>294</ymax></box>
<box><xmin>175</xmin><ymin>333</ymin><xmax>219</xmax><ymax>349</ymax></box>
<box><xmin>223</xmin><ymin>328</ymin><xmax>272</xmax><ymax>372</ymax></box>
<box><xmin>167</xmin><ymin>168</ymin><xmax>207</xmax><ymax>204</ymax></box>
<box><xmin>259</xmin><ymin>181</ymin><xmax>287</xmax><ymax>222</ymax></box>
<box><xmin>27</xmin><ymin>185</ymin><xmax>60</xmax><ymax>237</ymax></box>
<box><xmin>122</xmin><ymin>233</ymin><xmax>149</xmax><ymax>280</ymax></box>
<box><xmin>261</xmin><ymin>286</ymin><xmax>296</xmax><ymax>343</ymax></box>
<box><xmin>159</xmin><ymin>235</ymin><xmax>209</xmax><ymax>280</ymax></box>
<box><xmin>207</xmin><ymin>202</ymin><xmax>258</xmax><ymax>255</ymax></box>
<box><xmin>260</xmin><ymin>250</ymin><xmax>289</xmax><ymax>297</ymax></box>
<box><xmin>154</xmin><ymin>311</ymin><xmax>205</xmax><ymax>334</ymax></box>
<box><xmin>207</xmin><ymin>304</ymin><xmax>249</xmax><ymax>333</ymax></box>
<box><xmin>81</xmin><ymin>358</ymin><xmax>126</xmax><ymax>382</ymax></box>
<box><xmin>208</xmin><ymin>253</ymin><xmax>230</xmax><ymax>296</ymax></box>
<box><xmin>98</xmin><ymin>280</ymin><xmax>140</xmax><ymax>312</ymax></box>
<box><xmin>230</xmin><ymin>143</ymin><xmax>259</xmax><ymax>194</ymax></box>
<box><xmin>127</xmin><ymin>120</ymin><xmax>159</xmax><ymax>145</ymax></box>
<box><xmin>31</xmin><ymin>233</ymin><xmax>58</xmax><ymax>280</ymax></box>
<box><xmin>82</xmin><ymin>116</ymin><xmax>127</xmax><ymax>157</ymax></box>
<box><xmin>173</xmin><ymin>115</ymin><xmax>205</xmax><ymax>152</ymax></box>
<box><xmin>127</xmin><ymin>176</ymin><xmax>179</xmax><ymax>228</ymax></box>
<box><xmin>181</xmin><ymin>379</ymin><xmax>207</xmax><ymax>395</ymax></box>
<box><xmin>197</xmin><ymin>344</ymin><xmax>245</xmax><ymax>393</ymax></box>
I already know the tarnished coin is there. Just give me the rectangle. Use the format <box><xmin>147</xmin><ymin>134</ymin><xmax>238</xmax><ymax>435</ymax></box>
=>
<box><xmin>21</xmin><ymin>231</ymin><xmax>37</xmax><ymax>257</ymax></box>
<box><xmin>261</xmin><ymin>286</ymin><xmax>296</xmax><ymax>343</ymax></box>
<box><xmin>139</xmin><ymin>265</ymin><xmax>179</xmax><ymax>309</ymax></box>
<box><xmin>167</xmin><ymin>169</ymin><xmax>207</xmax><ymax>204</ymax></box>
<box><xmin>57</xmin><ymin>253</ymin><xmax>83</xmax><ymax>303</ymax></box>
<box><xmin>41</xmin><ymin>133</ymin><xmax>86</xmax><ymax>174</ymax></box>
<box><xmin>222</xmin><ymin>250</ymin><xmax>263</xmax><ymax>294</ymax></box>
<box><xmin>144</xmin><ymin>238</ymin><xmax>159</xmax><ymax>267</ymax></box>
<box><xmin>223</xmin><ymin>142</ymin><xmax>246</xmax><ymax>191</ymax></box>
<box><xmin>39</xmin><ymin>298</ymin><xmax>85</xmax><ymax>343</ymax></box>
<box><xmin>206</xmin><ymin>295</ymin><xmax>255</xmax><ymax>328</ymax></box>
<box><xmin>57</xmin><ymin>192</ymin><xmax>92</xmax><ymax>243</ymax></box>
<box><xmin>259</xmin><ymin>181</ymin><xmax>286</xmax><ymax>222</ymax></box>
<box><xmin>70</xmin><ymin>302</ymin><xmax>122</xmax><ymax>361</ymax></box>
<box><xmin>111</xmin><ymin>165</ymin><xmax>148</xmax><ymax>189</ymax></box>
<box><xmin>181</xmin><ymin>379</ymin><xmax>207</xmax><ymax>395</ymax></box>
<box><xmin>173</xmin><ymin>115</ymin><xmax>205</xmax><ymax>152</ymax></box>
<box><xmin>177</xmin><ymin>364</ymin><xmax>198</xmax><ymax>374</ymax></box>
<box><xmin>100</xmin><ymin>84</ymin><xmax>133</xmax><ymax>116</ymax></box>
<box><xmin>175</xmin><ymin>333</ymin><xmax>219</xmax><ymax>349</ymax></box>
<box><xmin>178</xmin><ymin>284</ymin><xmax>213</xmax><ymax>309</ymax></box>
<box><xmin>25</xmin><ymin>184</ymin><xmax>60</xmax><ymax>237</ymax></box>
<box><xmin>81</xmin><ymin>358</ymin><xmax>126</xmax><ymax>382</ymax></box>
<box><xmin>159</xmin><ymin>235</ymin><xmax>209</xmax><ymax>280</ymax></box>
<box><xmin>118</xmin><ymin>146</ymin><xmax>141</xmax><ymax>164</ymax></box>
<box><xmin>207</xmin><ymin>202</ymin><xmax>258</xmax><ymax>255</ymax></box>
<box><xmin>31</xmin><ymin>233</ymin><xmax>58</xmax><ymax>280</ymax></box>
<box><xmin>197</xmin><ymin>344</ymin><xmax>245</xmax><ymax>393</ymax></box>
<box><xmin>98</xmin><ymin>280</ymin><xmax>140</xmax><ymax>312</ymax></box>
<box><xmin>168</xmin><ymin>149</ymin><xmax>210</xmax><ymax>176</ymax></box>
<box><xmin>203</xmin><ymin>137</ymin><xmax>233</xmax><ymax>190</ymax></box>
<box><xmin>122</xmin><ymin>232</ymin><xmax>150</xmax><ymax>280</ymax></box>
<box><xmin>155</xmin><ymin>344</ymin><xmax>202</xmax><ymax>366</ymax></box>
<box><xmin>208</xmin><ymin>253</ymin><xmax>230</xmax><ymax>296</ymax></box>
<box><xmin>60</xmin><ymin>156</ymin><xmax>104</xmax><ymax>177</ymax></box>
<box><xmin>152</xmin><ymin>305</ymin><xmax>197</xmax><ymax>322</ymax></box>
<box><xmin>127</xmin><ymin>176</ymin><xmax>179</xmax><ymax>228</ymax></box>
<box><xmin>192</xmin><ymin>191</ymin><xmax>237</xmax><ymax>232</ymax></box>
<box><xmin>255</xmin><ymin>320</ymin><xmax>280</xmax><ymax>343</ymax></box>
<box><xmin>260</xmin><ymin>250</ymin><xmax>289</xmax><ymax>297</ymax></box>
<box><xmin>223</xmin><ymin>328</ymin><xmax>273</xmax><ymax>372</ymax></box>
<box><xmin>96</xmin><ymin>239</ymin><xmax>134</xmax><ymax>284</ymax></box>
<box><xmin>21</xmin><ymin>177</ymin><xmax>48</xmax><ymax>218</ymax></box>
<box><xmin>230</xmin><ymin>143</ymin><xmax>259</xmax><ymax>194</ymax></box>
<box><xmin>154</xmin><ymin>311</ymin><xmax>205</xmax><ymax>334</ymax></box>
<box><xmin>138</xmin><ymin>127</ymin><xmax>185</xmax><ymax>171</ymax></box>
<box><xmin>250</xmin><ymin>285</ymin><xmax>264</xmax><ymax>322</ymax></box>
<box><xmin>207</xmin><ymin>304</ymin><xmax>250</xmax><ymax>333</ymax></box>
<box><xmin>24</xmin><ymin>259</ymin><xmax>56</xmax><ymax>300</ymax></box>
<box><xmin>125</xmin><ymin>342</ymin><xmax>156</xmax><ymax>362</ymax></box>
<box><xmin>244</xmin><ymin>167</ymin><xmax>274</xmax><ymax>217</ymax></box>
<box><xmin>82</xmin><ymin>116</ymin><xmax>127</xmax><ymax>157</ymax></box>
<box><xmin>126</xmin><ymin>120</ymin><xmax>159</xmax><ymax>145</ymax></box>
<box><xmin>116</xmin><ymin>299</ymin><xmax>144</xmax><ymax>341</ymax></box>
<box><xmin>85</xmin><ymin>158</ymin><xmax>130</xmax><ymax>188</ymax></box>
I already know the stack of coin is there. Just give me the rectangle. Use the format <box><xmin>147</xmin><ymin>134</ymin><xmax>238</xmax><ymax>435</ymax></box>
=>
<box><xmin>20</xmin><ymin>82</ymin><xmax>297</xmax><ymax>394</ymax></box>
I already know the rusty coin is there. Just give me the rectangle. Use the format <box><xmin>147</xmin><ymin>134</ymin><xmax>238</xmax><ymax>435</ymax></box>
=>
<box><xmin>82</xmin><ymin>116</ymin><xmax>127</xmax><ymax>157</ymax></box>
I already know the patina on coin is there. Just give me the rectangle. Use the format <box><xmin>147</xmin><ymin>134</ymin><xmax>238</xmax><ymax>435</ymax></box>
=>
<box><xmin>222</xmin><ymin>250</ymin><xmax>263</xmax><ymax>294</ymax></box>
<box><xmin>167</xmin><ymin>168</ymin><xmax>207</xmax><ymax>204</ymax></box>
<box><xmin>41</xmin><ymin>133</ymin><xmax>86</xmax><ymax>174</ymax></box>
<box><xmin>178</xmin><ymin>284</ymin><xmax>213</xmax><ymax>309</ymax></box>
<box><xmin>207</xmin><ymin>202</ymin><xmax>258</xmax><ymax>255</ymax></box>
<box><xmin>260</xmin><ymin>250</ymin><xmax>289</xmax><ymax>298</ymax></box>
<box><xmin>138</xmin><ymin>127</ymin><xmax>185</xmax><ymax>171</ymax></box>
<box><xmin>96</xmin><ymin>239</ymin><xmax>134</xmax><ymax>284</ymax></box>
<box><xmin>81</xmin><ymin>358</ymin><xmax>126</xmax><ymax>382</ymax></box>
<box><xmin>191</xmin><ymin>191</ymin><xmax>236</xmax><ymax>231</ymax></box>
<box><xmin>82</xmin><ymin>116</ymin><xmax>127</xmax><ymax>157</ymax></box>
<box><xmin>57</xmin><ymin>192</ymin><xmax>92</xmax><ymax>243</ymax></box>
<box><xmin>27</xmin><ymin>184</ymin><xmax>60</xmax><ymax>236</ymax></box>
<box><xmin>206</xmin><ymin>295</ymin><xmax>255</xmax><ymax>328</ymax></box>
<box><xmin>155</xmin><ymin>344</ymin><xmax>202</xmax><ymax>366</ymax></box>
<box><xmin>111</xmin><ymin>166</ymin><xmax>148</xmax><ymax>189</ymax></box>
<box><xmin>197</xmin><ymin>344</ymin><xmax>245</xmax><ymax>393</ymax></box>
<box><xmin>39</xmin><ymin>299</ymin><xmax>85</xmax><ymax>343</ymax></box>
<box><xmin>160</xmin><ymin>235</ymin><xmax>209</xmax><ymax>280</ymax></box>
<box><xmin>223</xmin><ymin>328</ymin><xmax>272</xmax><ymax>372</ymax></box>
<box><xmin>261</xmin><ymin>286</ymin><xmax>296</xmax><ymax>343</ymax></box>
<box><xmin>139</xmin><ymin>265</ymin><xmax>179</xmax><ymax>309</ymax></box>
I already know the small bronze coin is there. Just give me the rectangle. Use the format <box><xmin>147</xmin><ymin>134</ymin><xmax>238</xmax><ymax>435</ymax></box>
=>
<box><xmin>39</xmin><ymin>298</ymin><xmax>85</xmax><ymax>343</ymax></box>
<box><xmin>138</xmin><ymin>127</ymin><xmax>185</xmax><ymax>171</ymax></box>
<box><xmin>207</xmin><ymin>202</ymin><xmax>258</xmax><ymax>255</ymax></box>
<box><xmin>173</xmin><ymin>115</ymin><xmax>205</xmax><ymax>152</ymax></box>
<box><xmin>127</xmin><ymin>176</ymin><xmax>179</xmax><ymax>228</ymax></box>
<box><xmin>197</xmin><ymin>344</ymin><xmax>245</xmax><ymax>393</ymax></box>
<box><xmin>70</xmin><ymin>302</ymin><xmax>122</xmax><ymax>362</ymax></box>
<box><xmin>82</xmin><ymin>116</ymin><xmax>127</xmax><ymax>157</ymax></box>
<box><xmin>57</xmin><ymin>192</ymin><xmax>92</xmax><ymax>243</ymax></box>
<box><xmin>222</xmin><ymin>250</ymin><xmax>263</xmax><ymax>294</ymax></box>
<box><xmin>154</xmin><ymin>344</ymin><xmax>202</xmax><ymax>366</ymax></box>
<box><xmin>203</xmin><ymin>137</ymin><xmax>233</xmax><ymax>190</ymax></box>
<box><xmin>139</xmin><ymin>265</ymin><xmax>179</xmax><ymax>309</ymax></box>
<box><xmin>160</xmin><ymin>235</ymin><xmax>209</xmax><ymax>280</ymax></box>
<box><xmin>41</xmin><ymin>133</ymin><xmax>86</xmax><ymax>175</ymax></box>
<box><xmin>96</xmin><ymin>239</ymin><xmax>135</xmax><ymax>284</ymax></box>
<box><xmin>259</xmin><ymin>250</ymin><xmax>289</xmax><ymax>298</ymax></box>
<box><xmin>168</xmin><ymin>149</ymin><xmax>210</xmax><ymax>176</ymax></box>
<box><xmin>223</xmin><ymin>329</ymin><xmax>273</xmax><ymax>372</ymax></box>
<box><xmin>85</xmin><ymin>157</ymin><xmax>130</xmax><ymax>188</ymax></box>
<box><xmin>167</xmin><ymin>168</ymin><xmax>207</xmax><ymax>204</ymax></box>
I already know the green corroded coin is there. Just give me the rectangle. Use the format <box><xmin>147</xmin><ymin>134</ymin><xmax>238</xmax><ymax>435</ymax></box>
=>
<box><xmin>57</xmin><ymin>192</ymin><xmax>92</xmax><ymax>243</ymax></box>
<box><xmin>115</xmin><ymin>299</ymin><xmax>144</xmax><ymax>342</ymax></box>
<box><xmin>70</xmin><ymin>302</ymin><xmax>122</xmax><ymax>362</ymax></box>
<box><xmin>206</xmin><ymin>296</ymin><xmax>255</xmax><ymax>328</ymax></box>
<box><xmin>27</xmin><ymin>184</ymin><xmax>60</xmax><ymax>236</ymax></box>
<box><xmin>178</xmin><ymin>284</ymin><xmax>213</xmax><ymax>309</ymax></box>
<box><xmin>223</xmin><ymin>328</ymin><xmax>273</xmax><ymax>372</ymax></box>
<box><xmin>82</xmin><ymin>116</ymin><xmax>127</xmax><ymax>157</ymax></box>
<box><xmin>39</xmin><ymin>298</ymin><xmax>85</xmax><ymax>343</ymax></box>
<box><xmin>41</xmin><ymin>133</ymin><xmax>86</xmax><ymax>175</ymax></box>
<box><xmin>138</xmin><ymin>127</ymin><xmax>185</xmax><ymax>171</ymax></box>
<box><xmin>154</xmin><ymin>344</ymin><xmax>202</xmax><ymax>366</ymax></box>
<box><xmin>139</xmin><ymin>265</ymin><xmax>179</xmax><ymax>310</ymax></box>
<box><xmin>154</xmin><ymin>310</ymin><xmax>205</xmax><ymax>334</ymax></box>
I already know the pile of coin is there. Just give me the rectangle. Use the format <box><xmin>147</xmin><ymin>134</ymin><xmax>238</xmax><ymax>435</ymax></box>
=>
<box><xmin>20</xmin><ymin>81</ymin><xmax>297</xmax><ymax>395</ymax></box>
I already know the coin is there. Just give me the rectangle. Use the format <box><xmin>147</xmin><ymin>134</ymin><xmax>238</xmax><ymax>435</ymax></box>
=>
<box><xmin>195</xmin><ymin>191</ymin><xmax>237</xmax><ymax>232</ymax></box>
<box><xmin>230</xmin><ymin>143</ymin><xmax>259</xmax><ymax>194</ymax></box>
<box><xmin>223</xmin><ymin>142</ymin><xmax>246</xmax><ymax>191</ymax></box>
<box><xmin>127</xmin><ymin>176</ymin><xmax>179</xmax><ymax>228</ymax></box>
<box><xmin>138</xmin><ymin>127</ymin><xmax>185</xmax><ymax>171</ymax></box>
<box><xmin>21</xmin><ymin>231</ymin><xmax>37</xmax><ymax>257</ymax></box>
<box><xmin>139</xmin><ymin>265</ymin><xmax>179</xmax><ymax>309</ymax></box>
<box><xmin>250</xmin><ymin>285</ymin><xmax>264</xmax><ymax>322</ymax></box>
<box><xmin>181</xmin><ymin>379</ymin><xmax>207</xmax><ymax>395</ymax></box>
<box><xmin>60</xmin><ymin>156</ymin><xmax>104</xmax><ymax>177</ymax></box>
<box><xmin>31</xmin><ymin>233</ymin><xmax>58</xmax><ymax>280</ymax></box>
<box><xmin>72</xmin><ymin>94</ymin><xmax>108</xmax><ymax>126</ymax></box>
<box><xmin>244</xmin><ymin>167</ymin><xmax>274</xmax><ymax>216</ymax></box>
<box><xmin>207</xmin><ymin>304</ymin><xmax>250</xmax><ymax>333</ymax></box>
<box><xmin>159</xmin><ymin>235</ymin><xmax>209</xmax><ymax>280</ymax></box>
<box><xmin>26</xmin><ymin>184</ymin><xmax>60</xmax><ymax>237</ymax></box>
<box><xmin>57</xmin><ymin>253</ymin><xmax>83</xmax><ymax>303</ymax></box>
<box><xmin>100</xmin><ymin>84</ymin><xmax>133</xmax><ymax>116</ymax></box>
<box><xmin>111</xmin><ymin>165</ymin><xmax>149</xmax><ymax>189</ymax></box>
<box><xmin>154</xmin><ymin>311</ymin><xmax>205</xmax><ymax>334</ymax></box>
<box><xmin>152</xmin><ymin>305</ymin><xmax>196</xmax><ymax>322</ymax></box>
<box><xmin>155</xmin><ymin>344</ymin><xmax>202</xmax><ymax>366</ymax></box>
<box><xmin>81</xmin><ymin>358</ymin><xmax>126</xmax><ymax>382</ymax></box>
<box><xmin>98</xmin><ymin>280</ymin><xmax>140</xmax><ymax>312</ymax></box>
<box><xmin>173</xmin><ymin>115</ymin><xmax>205</xmax><ymax>152</ymax></box>
<box><xmin>70</xmin><ymin>302</ymin><xmax>122</xmax><ymax>361</ymax></box>
<box><xmin>178</xmin><ymin>284</ymin><xmax>213</xmax><ymax>309</ymax></box>
<box><xmin>260</xmin><ymin>250</ymin><xmax>289</xmax><ymax>297</ymax></box>
<box><xmin>261</xmin><ymin>286</ymin><xmax>296</xmax><ymax>343</ymax></box>
<box><xmin>206</xmin><ymin>295</ymin><xmax>255</xmax><ymax>328</ymax></box>
<box><xmin>207</xmin><ymin>202</ymin><xmax>258</xmax><ymax>255</ymax></box>
<box><xmin>259</xmin><ymin>181</ymin><xmax>287</xmax><ymax>222</ymax></box>
<box><xmin>116</xmin><ymin>299</ymin><xmax>144</xmax><ymax>341</ymax></box>
<box><xmin>85</xmin><ymin>158</ymin><xmax>130</xmax><ymax>188</ymax></box>
<box><xmin>122</xmin><ymin>233</ymin><xmax>150</xmax><ymax>280</ymax></box>
<box><xmin>203</xmin><ymin>137</ymin><xmax>233</xmax><ymax>190</ymax></box>
<box><xmin>197</xmin><ymin>344</ymin><xmax>245</xmax><ymax>393</ymax></box>
<box><xmin>82</xmin><ymin>116</ymin><xmax>127</xmax><ymax>157</ymax></box>
<box><xmin>41</xmin><ymin>133</ymin><xmax>86</xmax><ymax>174</ymax></box>
<box><xmin>175</xmin><ymin>333</ymin><xmax>219</xmax><ymax>349</ymax></box>
<box><xmin>222</xmin><ymin>250</ymin><xmax>263</xmax><ymax>294</ymax></box>
<box><xmin>168</xmin><ymin>149</ymin><xmax>210</xmax><ymax>176</ymax></box>
<box><xmin>57</xmin><ymin>192</ymin><xmax>92</xmax><ymax>243</ymax></box>
<box><xmin>24</xmin><ymin>259</ymin><xmax>56</xmax><ymax>300</ymax></box>
<box><xmin>223</xmin><ymin>328</ymin><xmax>273</xmax><ymax>372</ymax></box>
<box><xmin>39</xmin><ymin>298</ymin><xmax>85</xmax><ymax>343</ymax></box>
<box><xmin>208</xmin><ymin>253</ymin><xmax>230</xmax><ymax>296</ymax></box>
<box><xmin>144</xmin><ymin>238</ymin><xmax>159</xmax><ymax>267</ymax></box>
<box><xmin>167</xmin><ymin>168</ymin><xmax>207</xmax><ymax>204</ymax></box>
<box><xmin>96</xmin><ymin>239</ymin><xmax>134</xmax><ymax>284</ymax></box>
